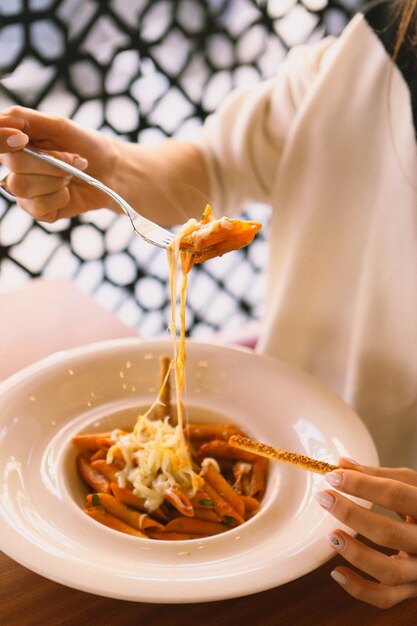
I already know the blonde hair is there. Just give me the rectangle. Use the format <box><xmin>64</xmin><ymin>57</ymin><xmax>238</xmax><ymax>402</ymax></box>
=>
<box><xmin>393</xmin><ymin>0</ymin><xmax>417</xmax><ymax>59</ymax></box>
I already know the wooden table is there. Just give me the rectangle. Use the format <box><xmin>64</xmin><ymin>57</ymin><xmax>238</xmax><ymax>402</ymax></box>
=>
<box><xmin>1</xmin><ymin>279</ymin><xmax>416</xmax><ymax>626</ymax></box>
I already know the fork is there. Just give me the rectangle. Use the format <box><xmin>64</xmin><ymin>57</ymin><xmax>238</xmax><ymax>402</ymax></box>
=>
<box><xmin>4</xmin><ymin>146</ymin><xmax>177</xmax><ymax>249</ymax></box>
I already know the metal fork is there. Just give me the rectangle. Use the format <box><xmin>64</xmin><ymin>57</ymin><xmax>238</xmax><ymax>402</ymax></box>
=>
<box><xmin>2</xmin><ymin>146</ymin><xmax>177</xmax><ymax>249</ymax></box>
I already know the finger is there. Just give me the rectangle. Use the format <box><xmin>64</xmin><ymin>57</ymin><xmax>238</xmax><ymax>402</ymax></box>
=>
<box><xmin>1</xmin><ymin>149</ymin><xmax>88</xmax><ymax>177</ymax></box>
<box><xmin>18</xmin><ymin>187</ymin><xmax>71</xmax><ymax>221</ymax></box>
<box><xmin>0</xmin><ymin>113</ymin><xmax>26</xmax><ymax>131</ymax></box>
<box><xmin>316</xmin><ymin>489</ymin><xmax>417</xmax><ymax>552</ymax></box>
<box><xmin>0</xmin><ymin>127</ymin><xmax>29</xmax><ymax>152</ymax></box>
<box><xmin>325</xmin><ymin>469</ymin><xmax>417</xmax><ymax>519</ymax></box>
<box><xmin>330</xmin><ymin>566</ymin><xmax>417</xmax><ymax>609</ymax></box>
<box><xmin>339</xmin><ymin>458</ymin><xmax>417</xmax><ymax>487</ymax></box>
<box><xmin>7</xmin><ymin>172</ymin><xmax>71</xmax><ymax>199</ymax></box>
<box><xmin>328</xmin><ymin>530</ymin><xmax>417</xmax><ymax>586</ymax></box>
<box><xmin>1</xmin><ymin>105</ymin><xmax>70</xmax><ymax>142</ymax></box>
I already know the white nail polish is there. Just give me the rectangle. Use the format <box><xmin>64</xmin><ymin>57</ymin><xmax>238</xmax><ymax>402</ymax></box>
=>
<box><xmin>325</xmin><ymin>471</ymin><xmax>343</xmax><ymax>487</ymax></box>
<box><xmin>331</xmin><ymin>570</ymin><xmax>347</xmax><ymax>586</ymax></box>
<box><xmin>328</xmin><ymin>532</ymin><xmax>345</xmax><ymax>550</ymax></box>
<box><xmin>315</xmin><ymin>491</ymin><xmax>335</xmax><ymax>509</ymax></box>
<box><xmin>7</xmin><ymin>134</ymin><xmax>28</xmax><ymax>148</ymax></box>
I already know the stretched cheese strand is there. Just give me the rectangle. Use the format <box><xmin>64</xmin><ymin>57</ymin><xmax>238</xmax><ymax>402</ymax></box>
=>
<box><xmin>167</xmin><ymin>220</ymin><xmax>196</xmax><ymax>460</ymax></box>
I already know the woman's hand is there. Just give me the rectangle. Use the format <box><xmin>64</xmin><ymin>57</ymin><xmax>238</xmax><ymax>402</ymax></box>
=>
<box><xmin>0</xmin><ymin>106</ymin><xmax>122</xmax><ymax>222</ymax></box>
<box><xmin>0</xmin><ymin>106</ymin><xmax>210</xmax><ymax>226</ymax></box>
<box><xmin>316</xmin><ymin>459</ymin><xmax>417</xmax><ymax>608</ymax></box>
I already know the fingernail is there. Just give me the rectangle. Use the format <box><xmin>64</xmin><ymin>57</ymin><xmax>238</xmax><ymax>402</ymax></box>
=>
<box><xmin>7</xmin><ymin>133</ymin><xmax>29</xmax><ymax>148</ymax></box>
<box><xmin>325</xmin><ymin>471</ymin><xmax>343</xmax><ymax>487</ymax></box>
<box><xmin>328</xmin><ymin>532</ymin><xmax>345</xmax><ymax>551</ymax></box>
<box><xmin>315</xmin><ymin>491</ymin><xmax>335</xmax><ymax>510</ymax></box>
<box><xmin>331</xmin><ymin>569</ymin><xmax>347</xmax><ymax>586</ymax></box>
<box><xmin>341</xmin><ymin>457</ymin><xmax>361</xmax><ymax>466</ymax></box>
<box><xmin>73</xmin><ymin>156</ymin><xmax>88</xmax><ymax>170</ymax></box>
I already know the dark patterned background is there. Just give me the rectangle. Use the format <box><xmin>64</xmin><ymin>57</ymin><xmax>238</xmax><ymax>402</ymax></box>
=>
<box><xmin>0</xmin><ymin>0</ymin><xmax>360</xmax><ymax>338</ymax></box>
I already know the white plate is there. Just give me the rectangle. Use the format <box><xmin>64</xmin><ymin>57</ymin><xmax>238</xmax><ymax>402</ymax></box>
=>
<box><xmin>0</xmin><ymin>338</ymin><xmax>378</xmax><ymax>603</ymax></box>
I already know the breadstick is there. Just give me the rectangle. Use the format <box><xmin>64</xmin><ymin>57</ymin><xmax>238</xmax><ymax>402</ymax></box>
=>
<box><xmin>229</xmin><ymin>435</ymin><xmax>339</xmax><ymax>475</ymax></box>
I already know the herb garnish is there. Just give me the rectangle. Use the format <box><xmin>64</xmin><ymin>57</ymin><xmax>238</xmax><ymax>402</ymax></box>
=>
<box><xmin>198</xmin><ymin>498</ymin><xmax>215</xmax><ymax>507</ymax></box>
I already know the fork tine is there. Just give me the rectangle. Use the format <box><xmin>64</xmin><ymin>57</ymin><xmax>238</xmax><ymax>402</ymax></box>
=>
<box><xmin>130</xmin><ymin>216</ymin><xmax>176</xmax><ymax>248</ymax></box>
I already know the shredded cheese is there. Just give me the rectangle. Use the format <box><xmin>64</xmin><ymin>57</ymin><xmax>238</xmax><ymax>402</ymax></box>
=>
<box><xmin>107</xmin><ymin>416</ymin><xmax>202</xmax><ymax>511</ymax></box>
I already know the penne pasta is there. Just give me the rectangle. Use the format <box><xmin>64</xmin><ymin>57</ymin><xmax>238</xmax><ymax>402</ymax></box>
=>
<box><xmin>202</xmin><ymin>482</ymin><xmax>245</xmax><ymax>527</ymax></box>
<box><xmin>147</xmin><ymin>532</ymin><xmax>205</xmax><ymax>541</ymax></box>
<box><xmin>201</xmin><ymin>463</ymin><xmax>245</xmax><ymax>518</ymax></box>
<box><xmin>165</xmin><ymin>485</ymin><xmax>194</xmax><ymax>517</ymax></box>
<box><xmin>72</xmin><ymin>432</ymin><xmax>115</xmax><ymax>452</ymax></box>
<box><xmin>164</xmin><ymin>517</ymin><xmax>229</xmax><ymax>536</ymax></box>
<box><xmin>89</xmin><ymin>448</ymin><xmax>107</xmax><ymax>462</ymax></box>
<box><xmin>74</xmin><ymin>420</ymin><xmax>271</xmax><ymax>538</ymax></box>
<box><xmin>240</xmin><ymin>495</ymin><xmax>261</xmax><ymax>518</ymax></box>
<box><xmin>179</xmin><ymin>205</ymin><xmax>261</xmax><ymax>270</ymax></box>
<box><xmin>86</xmin><ymin>493</ymin><xmax>165</xmax><ymax>532</ymax></box>
<box><xmin>183</xmin><ymin>423</ymin><xmax>243</xmax><ymax>442</ymax></box>
<box><xmin>76</xmin><ymin>455</ymin><xmax>111</xmax><ymax>494</ymax></box>
<box><xmin>74</xmin><ymin>421</ymin><xmax>270</xmax><ymax>539</ymax></box>
<box><xmin>192</xmin><ymin>508</ymin><xmax>222</xmax><ymax>523</ymax></box>
<box><xmin>190</xmin><ymin>490</ymin><xmax>215</xmax><ymax>508</ymax></box>
<box><xmin>249</xmin><ymin>457</ymin><xmax>268</xmax><ymax>499</ymax></box>
<box><xmin>85</xmin><ymin>507</ymin><xmax>147</xmax><ymax>537</ymax></box>
<box><xmin>197</xmin><ymin>439</ymin><xmax>257</xmax><ymax>462</ymax></box>
<box><xmin>90</xmin><ymin>459</ymin><xmax>121</xmax><ymax>483</ymax></box>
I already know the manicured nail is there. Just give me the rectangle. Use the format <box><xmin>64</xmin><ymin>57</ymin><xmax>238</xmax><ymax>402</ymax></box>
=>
<box><xmin>328</xmin><ymin>532</ymin><xmax>345</xmax><ymax>551</ymax></box>
<box><xmin>340</xmin><ymin>457</ymin><xmax>361</xmax><ymax>466</ymax></box>
<box><xmin>325</xmin><ymin>471</ymin><xmax>343</xmax><ymax>487</ymax></box>
<box><xmin>315</xmin><ymin>491</ymin><xmax>335</xmax><ymax>510</ymax></box>
<box><xmin>73</xmin><ymin>156</ymin><xmax>88</xmax><ymax>170</ymax></box>
<box><xmin>7</xmin><ymin>133</ymin><xmax>29</xmax><ymax>148</ymax></box>
<box><xmin>331</xmin><ymin>569</ymin><xmax>347</xmax><ymax>586</ymax></box>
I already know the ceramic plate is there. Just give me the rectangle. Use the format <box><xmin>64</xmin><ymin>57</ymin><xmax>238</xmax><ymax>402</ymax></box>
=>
<box><xmin>0</xmin><ymin>338</ymin><xmax>378</xmax><ymax>602</ymax></box>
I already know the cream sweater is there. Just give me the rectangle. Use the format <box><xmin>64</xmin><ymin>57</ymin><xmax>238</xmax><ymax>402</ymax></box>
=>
<box><xmin>196</xmin><ymin>10</ymin><xmax>417</xmax><ymax>468</ymax></box>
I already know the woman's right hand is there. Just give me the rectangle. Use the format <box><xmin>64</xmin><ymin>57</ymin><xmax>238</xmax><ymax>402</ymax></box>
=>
<box><xmin>0</xmin><ymin>106</ymin><xmax>122</xmax><ymax>222</ymax></box>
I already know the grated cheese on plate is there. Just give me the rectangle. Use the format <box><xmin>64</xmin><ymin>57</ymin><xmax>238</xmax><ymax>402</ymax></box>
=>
<box><xmin>107</xmin><ymin>414</ymin><xmax>202</xmax><ymax>512</ymax></box>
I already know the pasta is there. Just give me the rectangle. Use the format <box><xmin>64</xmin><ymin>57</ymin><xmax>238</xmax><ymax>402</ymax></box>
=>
<box><xmin>73</xmin><ymin>405</ymin><xmax>268</xmax><ymax>540</ymax></box>
<box><xmin>178</xmin><ymin>204</ymin><xmax>262</xmax><ymax>271</ymax></box>
<box><xmin>73</xmin><ymin>351</ymin><xmax>270</xmax><ymax>540</ymax></box>
<box><xmin>73</xmin><ymin>208</ymin><xmax>265</xmax><ymax>540</ymax></box>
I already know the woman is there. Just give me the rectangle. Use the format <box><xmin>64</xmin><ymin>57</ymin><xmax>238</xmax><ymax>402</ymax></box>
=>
<box><xmin>1</xmin><ymin>0</ymin><xmax>417</xmax><ymax>608</ymax></box>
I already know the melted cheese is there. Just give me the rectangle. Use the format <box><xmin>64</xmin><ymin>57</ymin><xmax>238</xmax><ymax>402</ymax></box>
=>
<box><xmin>107</xmin><ymin>416</ymin><xmax>201</xmax><ymax>511</ymax></box>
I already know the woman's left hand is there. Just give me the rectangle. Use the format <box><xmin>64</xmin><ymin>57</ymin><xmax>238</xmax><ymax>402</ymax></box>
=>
<box><xmin>316</xmin><ymin>459</ymin><xmax>417</xmax><ymax>608</ymax></box>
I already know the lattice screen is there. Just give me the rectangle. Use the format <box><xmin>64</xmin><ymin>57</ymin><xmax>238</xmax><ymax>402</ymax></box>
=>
<box><xmin>0</xmin><ymin>0</ymin><xmax>360</xmax><ymax>338</ymax></box>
